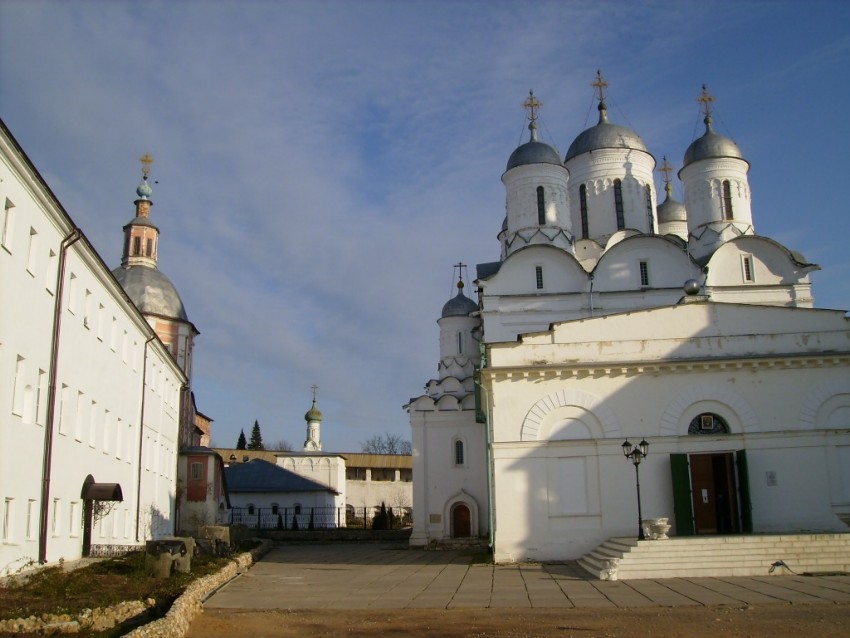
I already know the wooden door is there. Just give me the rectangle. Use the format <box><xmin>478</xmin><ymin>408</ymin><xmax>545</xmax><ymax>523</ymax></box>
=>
<box><xmin>690</xmin><ymin>454</ymin><xmax>718</xmax><ymax>534</ymax></box>
<box><xmin>452</xmin><ymin>504</ymin><xmax>471</xmax><ymax>538</ymax></box>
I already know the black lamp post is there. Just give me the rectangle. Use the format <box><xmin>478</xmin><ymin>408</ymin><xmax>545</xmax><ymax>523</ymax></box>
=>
<box><xmin>622</xmin><ymin>438</ymin><xmax>650</xmax><ymax>540</ymax></box>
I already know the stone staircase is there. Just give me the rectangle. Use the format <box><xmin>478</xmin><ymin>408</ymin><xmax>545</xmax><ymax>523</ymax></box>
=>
<box><xmin>578</xmin><ymin>533</ymin><xmax>850</xmax><ymax>580</ymax></box>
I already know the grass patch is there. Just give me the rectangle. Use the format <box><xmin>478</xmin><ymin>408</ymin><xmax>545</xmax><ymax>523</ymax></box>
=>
<box><xmin>0</xmin><ymin>551</ymin><xmax>230</xmax><ymax>635</ymax></box>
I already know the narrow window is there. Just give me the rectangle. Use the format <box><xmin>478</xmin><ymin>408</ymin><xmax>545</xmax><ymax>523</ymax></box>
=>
<box><xmin>722</xmin><ymin>180</ymin><xmax>734</xmax><ymax>220</ymax></box>
<box><xmin>51</xmin><ymin>498</ymin><xmax>60</xmax><ymax>536</ymax></box>
<box><xmin>58</xmin><ymin>384</ymin><xmax>70</xmax><ymax>434</ymax></box>
<box><xmin>74</xmin><ymin>391</ymin><xmax>84</xmax><ymax>441</ymax></box>
<box><xmin>36</xmin><ymin>369</ymin><xmax>47</xmax><ymax>425</ymax></box>
<box><xmin>271</xmin><ymin>504</ymin><xmax>279</xmax><ymax>515</ymax></box>
<box><xmin>742</xmin><ymin>255</ymin><xmax>754</xmax><ymax>282</ymax></box>
<box><xmin>133</xmin><ymin>236</ymin><xmax>141</xmax><ymax>255</ymax></box>
<box><xmin>46</xmin><ymin>249</ymin><xmax>57</xmax><ymax>294</ymax></box>
<box><xmin>1</xmin><ymin>198</ymin><xmax>15</xmax><ymax>250</ymax></box>
<box><xmin>12</xmin><ymin>355</ymin><xmax>25</xmax><ymax>416</ymax></box>
<box><xmin>535</xmin><ymin>265</ymin><xmax>543</xmax><ymax>290</ymax></box>
<box><xmin>536</xmin><ymin>186</ymin><xmax>545</xmax><ymax>225</ymax></box>
<box><xmin>614</xmin><ymin>179</ymin><xmax>625</xmax><ymax>230</ymax></box>
<box><xmin>67</xmin><ymin>273</ymin><xmax>78</xmax><ymax>314</ymax></box>
<box><xmin>146</xmin><ymin>237</ymin><xmax>153</xmax><ymax>256</ymax></box>
<box><xmin>68</xmin><ymin>502</ymin><xmax>78</xmax><ymax>537</ymax></box>
<box><xmin>645</xmin><ymin>184</ymin><xmax>654</xmax><ymax>234</ymax></box>
<box><xmin>92</xmin><ymin>400</ymin><xmax>100</xmax><ymax>449</ymax></box>
<box><xmin>191</xmin><ymin>462</ymin><xmax>203</xmax><ymax>480</ymax></box>
<box><xmin>639</xmin><ymin>261</ymin><xmax>649</xmax><ymax>287</ymax></box>
<box><xmin>457</xmin><ymin>332</ymin><xmax>463</xmax><ymax>355</ymax></box>
<box><xmin>110</xmin><ymin>316</ymin><xmax>118</xmax><ymax>351</ymax></box>
<box><xmin>2</xmin><ymin>498</ymin><xmax>12</xmax><ymax>541</ymax></box>
<box><xmin>26</xmin><ymin>499</ymin><xmax>36</xmax><ymax>539</ymax></box>
<box><xmin>97</xmin><ymin>304</ymin><xmax>105</xmax><ymax>341</ymax></box>
<box><xmin>454</xmin><ymin>439</ymin><xmax>464</xmax><ymax>466</ymax></box>
<box><xmin>83</xmin><ymin>290</ymin><xmax>92</xmax><ymax>329</ymax></box>
<box><xmin>579</xmin><ymin>184</ymin><xmax>589</xmax><ymax>239</ymax></box>
<box><xmin>26</xmin><ymin>227</ymin><xmax>38</xmax><ymax>275</ymax></box>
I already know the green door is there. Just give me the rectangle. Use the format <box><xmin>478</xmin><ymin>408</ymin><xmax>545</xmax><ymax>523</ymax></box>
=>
<box><xmin>735</xmin><ymin>449</ymin><xmax>753</xmax><ymax>533</ymax></box>
<box><xmin>670</xmin><ymin>453</ymin><xmax>695</xmax><ymax>536</ymax></box>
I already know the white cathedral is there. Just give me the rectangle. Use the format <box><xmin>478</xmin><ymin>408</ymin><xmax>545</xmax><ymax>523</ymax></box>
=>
<box><xmin>407</xmin><ymin>76</ymin><xmax>850</xmax><ymax>562</ymax></box>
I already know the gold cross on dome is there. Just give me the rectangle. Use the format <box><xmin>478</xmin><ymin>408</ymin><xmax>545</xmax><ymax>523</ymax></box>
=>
<box><xmin>311</xmin><ymin>384</ymin><xmax>318</xmax><ymax>403</ymax></box>
<box><xmin>139</xmin><ymin>153</ymin><xmax>154</xmax><ymax>178</ymax></box>
<box><xmin>659</xmin><ymin>156</ymin><xmax>673</xmax><ymax>185</ymax></box>
<box><xmin>592</xmin><ymin>70</ymin><xmax>608</xmax><ymax>102</ymax></box>
<box><xmin>522</xmin><ymin>91</ymin><xmax>541</xmax><ymax>122</ymax></box>
<box><xmin>697</xmin><ymin>84</ymin><xmax>715</xmax><ymax>117</ymax></box>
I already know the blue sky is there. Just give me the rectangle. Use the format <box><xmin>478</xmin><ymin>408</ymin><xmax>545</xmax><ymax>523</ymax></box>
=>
<box><xmin>2</xmin><ymin>0</ymin><xmax>849</xmax><ymax>452</ymax></box>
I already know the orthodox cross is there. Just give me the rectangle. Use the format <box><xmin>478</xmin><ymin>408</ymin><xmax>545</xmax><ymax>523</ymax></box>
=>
<box><xmin>523</xmin><ymin>90</ymin><xmax>542</xmax><ymax>123</ymax></box>
<box><xmin>139</xmin><ymin>153</ymin><xmax>153</xmax><ymax>179</ymax></box>
<box><xmin>311</xmin><ymin>384</ymin><xmax>318</xmax><ymax>404</ymax></box>
<box><xmin>697</xmin><ymin>84</ymin><xmax>715</xmax><ymax>117</ymax></box>
<box><xmin>659</xmin><ymin>156</ymin><xmax>673</xmax><ymax>187</ymax></box>
<box><xmin>592</xmin><ymin>70</ymin><xmax>608</xmax><ymax>103</ymax></box>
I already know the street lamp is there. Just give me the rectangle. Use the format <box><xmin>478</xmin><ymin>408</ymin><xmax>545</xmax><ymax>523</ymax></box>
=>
<box><xmin>622</xmin><ymin>438</ymin><xmax>650</xmax><ymax>540</ymax></box>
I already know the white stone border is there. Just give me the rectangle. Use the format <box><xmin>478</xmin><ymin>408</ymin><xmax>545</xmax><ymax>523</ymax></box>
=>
<box><xmin>121</xmin><ymin>539</ymin><xmax>273</xmax><ymax>638</ymax></box>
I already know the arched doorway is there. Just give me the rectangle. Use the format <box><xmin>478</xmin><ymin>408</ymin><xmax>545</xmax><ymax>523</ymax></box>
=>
<box><xmin>451</xmin><ymin>504</ymin><xmax>471</xmax><ymax>538</ymax></box>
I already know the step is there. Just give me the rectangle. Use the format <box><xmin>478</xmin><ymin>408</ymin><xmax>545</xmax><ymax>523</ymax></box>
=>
<box><xmin>578</xmin><ymin>533</ymin><xmax>850</xmax><ymax>580</ymax></box>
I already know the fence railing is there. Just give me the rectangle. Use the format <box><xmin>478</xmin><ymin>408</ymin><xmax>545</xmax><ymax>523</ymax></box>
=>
<box><xmin>229</xmin><ymin>505</ymin><xmax>412</xmax><ymax>530</ymax></box>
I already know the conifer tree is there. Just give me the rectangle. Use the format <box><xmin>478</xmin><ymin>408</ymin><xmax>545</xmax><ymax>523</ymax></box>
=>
<box><xmin>248</xmin><ymin>420</ymin><xmax>265</xmax><ymax>450</ymax></box>
<box><xmin>236</xmin><ymin>429</ymin><xmax>247</xmax><ymax>450</ymax></box>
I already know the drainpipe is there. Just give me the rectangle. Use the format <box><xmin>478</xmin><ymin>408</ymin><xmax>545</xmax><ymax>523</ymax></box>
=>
<box><xmin>134</xmin><ymin>336</ymin><xmax>156</xmax><ymax>541</ymax></box>
<box><xmin>39</xmin><ymin>228</ymin><xmax>82</xmax><ymax>564</ymax></box>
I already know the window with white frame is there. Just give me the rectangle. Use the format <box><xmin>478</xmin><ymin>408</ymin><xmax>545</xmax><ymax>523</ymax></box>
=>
<box><xmin>639</xmin><ymin>260</ymin><xmax>649</xmax><ymax>287</ymax></box>
<box><xmin>26</xmin><ymin>499</ymin><xmax>36</xmax><ymax>540</ymax></box>
<box><xmin>26</xmin><ymin>227</ymin><xmax>38</xmax><ymax>276</ymax></box>
<box><xmin>1</xmin><ymin>198</ymin><xmax>15</xmax><ymax>250</ymax></box>
<box><xmin>46</xmin><ymin>249</ymin><xmax>57</xmax><ymax>294</ymax></box>
<box><xmin>535</xmin><ymin>265</ymin><xmax>543</xmax><ymax>290</ymax></box>
<box><xmin>51</xmin><ymin>498</ymin><xmax>60</xmax><ymax>536</ymax></box>
<box><xmin>742</xmin><ymin>254</ymin><xmax>754</xmax><ymax>282</ymax></box>
<box><xmin>2</xmin><ymin>498</ymin><xmax>12</xmax><ymax>542</ymax></box>
<box><xmin>454</xmin><ymin>439</ymin><xmax>465</xmax><ymax>466</ymax></box>
<box><xmin>12</xmin><ymin>355</ymin><xmax>25</xmax><ymax>416</ymax></box>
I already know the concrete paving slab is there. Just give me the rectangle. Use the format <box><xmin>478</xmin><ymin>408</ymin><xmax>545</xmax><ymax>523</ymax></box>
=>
<box><xmin>201</xmin><ymin>542</ymin><xmax>850</xmax><ymax>613</ymax></box>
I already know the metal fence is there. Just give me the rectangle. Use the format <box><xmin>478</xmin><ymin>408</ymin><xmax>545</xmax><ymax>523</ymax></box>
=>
<box><xmin>229</xmin><ymin>505</ymin><xmax>412</xmax><ymax>530</ymax></box>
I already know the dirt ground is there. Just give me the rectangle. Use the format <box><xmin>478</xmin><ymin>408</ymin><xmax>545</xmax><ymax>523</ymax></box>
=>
<box><xmin>187</xmin><ymin>603</ymin><xmax>850</xmax><ymax>637</ymax></box>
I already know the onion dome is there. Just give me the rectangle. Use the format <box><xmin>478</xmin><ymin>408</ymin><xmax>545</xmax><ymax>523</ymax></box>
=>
<box><xmin>304</xmin><ymin>399</ymin><xmax>323</xmax><ymax>422</ymax></box>
<box><xmin>441</xmin><ymin>280</ymin><xmax>477</xmax><ymax>318</ymax></box>
<box><xmin>111</xmin><ymin>266</ymin><xmax>189</xmax><ymax>321</ymax></box>
<box><xmin>135</xmin><ymin>179</ymin><xmax>153</xmax><ymax>201</ymax></box>
<box><xmin>682</xmin><ymin>85</ymin><xmax>747</xmax><ymax>168</ymax></box>
<box><xmin>656</xmin><ymin>182</ymin><xmax>687</xmax><ymax>223</ymax></box>
<box><xmin>506</xmin><ymin>91</ymin><xmax>561</xmax><ymax>171</ymax></box>
<box><xmin>565</xmin><ymin>100</ymin><xmax>648</xmax><ymax>161</ymax></box>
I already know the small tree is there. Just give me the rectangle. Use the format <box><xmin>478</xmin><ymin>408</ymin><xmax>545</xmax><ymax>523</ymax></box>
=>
<box><xmin>361</xmin><ymin>433</ymin><xmax>412</xmax><ymax>455</ymax></box>
<box><xmin>236</xmin><ymin>429</ymin><xmax>247</xmax><ymax>450</ymax></box>
<box><xmin>270</xmin><ymin>439</ymin><xmax>294</xmax><ymax>451</ymax></box>
<box><xmin>248</xmin><ymin>420</ymin><xmax>265</xmax><ymax>450</ymax></box>
<box><xmin>372</xmin><ymin>502</ymin><xmax>389</xmax><ymax>530</ymax></box>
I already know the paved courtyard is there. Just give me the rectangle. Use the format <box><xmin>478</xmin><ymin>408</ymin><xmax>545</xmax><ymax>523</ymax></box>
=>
<box><xmin>203</xmin><ymin>542</ymin><xmax>850</xmax><ymax>610</ymax></box>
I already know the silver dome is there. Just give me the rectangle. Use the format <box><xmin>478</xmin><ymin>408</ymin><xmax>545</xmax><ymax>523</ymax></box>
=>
<box><xmin>656</xmin><ymin>194</ymin><xmax>687</xmax><ymax>223</ymax></box>
<box><xmin>683</xmin><ymin>117</ymin><xmax>746</xmax><ymax>167</ymax></box>
<box><xmin>112</xmin><ymin>265</ymin><xmax>189</xmax><ymax>321</ymax></box>
<box><xmin>506</xmin><ymin>140</ymin><xmax>563</xmax><ymax>171</ymax></box>
<box><xmin>565</xmin><ymin>103</ymin><xmax>647</xmax><ymax>162</ymax></box>
<box><xmin>441</xmin><ymin>290</ymin><xmax>477</xmax><ymax>318</ymax></box>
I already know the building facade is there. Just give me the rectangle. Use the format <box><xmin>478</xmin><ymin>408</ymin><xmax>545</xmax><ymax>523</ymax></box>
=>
<box><xmin>408</xmin><ymin>79</ymin><xmax>850</xmax><ymax>560</ymax></box>
<box><xmin>1</xmin><ymin>122</ymin><xmax>186</xmax><ymax>573</ymax></box>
